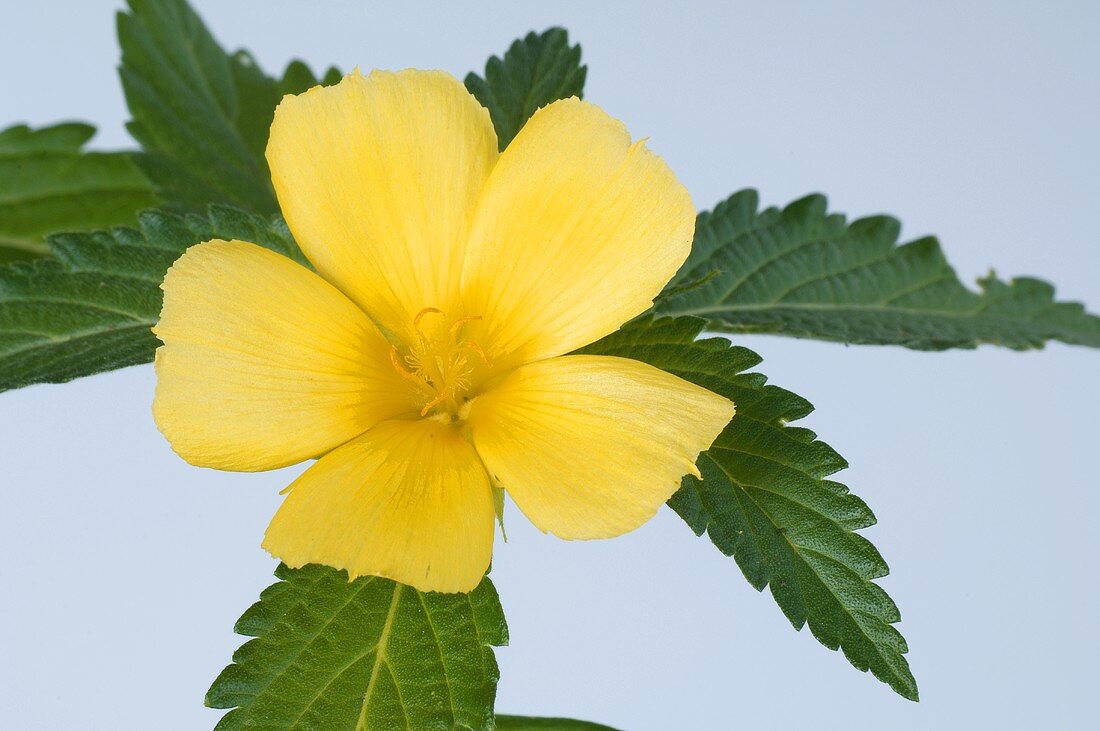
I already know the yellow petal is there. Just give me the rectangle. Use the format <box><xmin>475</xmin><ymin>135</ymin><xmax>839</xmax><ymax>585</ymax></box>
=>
<box><xmin>464</xmin><ymin>355</ymin><xmax>735</xmax><ymax>539</ymax></box>
<box><xmin>267</xmin><ymin>70</ymin><xmax>498</xmax><ymax>340</ymax></box>
<box><xmin>153</xmin><ymin>240</ymin><xmax>417</xmax><ymax>471</ymax></box>
<box><xmin>263</xmin><ymin>418</ymin><xmax>495</xmax><ymax>594</ymax></box>
<box><xmin>461</xmin><ymin>98</ymin><xmax>696</xmax><ymax>363</ymax></box>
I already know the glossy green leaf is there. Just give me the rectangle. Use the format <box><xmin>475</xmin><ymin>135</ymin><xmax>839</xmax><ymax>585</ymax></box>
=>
<box><xmin>208</xmin><ymin>564</ymin><xmax>507</xmax><ymax>731</ymax></box>
<box><xmin>465</xmin><ymin>27</ymin><xmax>587</xmax><ymax>150</ymax></box>
<box><xmin>0</xmin><ymin>206</ymin><xmax>301</xmax><ymax>392</ymax></box>
<box><xmin>118</xmin><ymin>0</ymin><xmax>338</xmax><ymax>214</ymax></box>
<box><xmin>0</xmin><ymin>123</ymin><xmax>157</xmax><ymax>262</ymax></box>
<box><xmin>581</xmin><ymin>316</ymin><xmax>918</xmax><ymax>700</ymax></box>
<box><xmin>661</xmin><ymin>190</ymin><xmax>1100</xmax><ymax>350</ymax></box>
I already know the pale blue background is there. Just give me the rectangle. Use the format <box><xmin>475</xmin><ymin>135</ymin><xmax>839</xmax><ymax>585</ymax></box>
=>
<box><xmin>2</xmin><ymin>2</ymin><xmax>1098</xmax><ymax>729</ymax></box>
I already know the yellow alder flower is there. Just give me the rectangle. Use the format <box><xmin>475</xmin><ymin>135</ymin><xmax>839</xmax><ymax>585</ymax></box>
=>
<box><xmin>152</xmin><ymin>69</ymin><xmax>735</xmax><ymax>593</ymax></box>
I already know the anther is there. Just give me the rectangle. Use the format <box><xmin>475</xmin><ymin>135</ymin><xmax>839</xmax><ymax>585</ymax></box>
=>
<box><xmin>394</xmin><ymin>307</ymin><xmax>493</xmax><ymax>419</ymax></box>
<box><xmin>420</xmin><ymin>388</ymin><xmax>451</xmax><ymax>417</ymax></box>
<box><xmin>464</xmin><ymin>340</ymin><xmax>492</xmax><ymax>368</ymax></box>
<box><xmin>449</xmin><ymin>315</ymin><xmax>483</xmax><ymax>334</ymax></box>
<box><xmin>413</xmin><ymin>307</ymin><xmax>444</xmax><ymax>331</ymax></box>
<box><xmin>389</xmin><ymin>345</ymin><xmax>423</xmax><ymax>385</ymax></box>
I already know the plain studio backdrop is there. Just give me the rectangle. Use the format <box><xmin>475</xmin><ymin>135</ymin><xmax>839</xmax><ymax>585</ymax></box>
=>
<box><xmin>1</xmin><ymin>2</ymin><xmax>1097</xmax><ymax>729</ymax></box>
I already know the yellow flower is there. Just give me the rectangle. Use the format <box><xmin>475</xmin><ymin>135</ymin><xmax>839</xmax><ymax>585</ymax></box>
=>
<box><xmin>153</xmin><ymin>69</ymin><xmax>735</xmax><ymax>593</ymax></box>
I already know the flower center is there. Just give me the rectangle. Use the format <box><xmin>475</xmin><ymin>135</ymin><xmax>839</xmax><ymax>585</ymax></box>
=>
<box><xmin>390</xmin><ymin>307</ymin><xmax>491</xmax><ymax>418</ymax></box>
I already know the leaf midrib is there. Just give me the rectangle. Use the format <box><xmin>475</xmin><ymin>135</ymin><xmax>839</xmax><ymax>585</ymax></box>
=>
<box><xmin>0</xmin><ymin>184</ymin><xmax>155</xmax><ymax>208</ymax></box>
<box><xmin>261</xmin><ymin>576</ymin><xmax>388</xmax><ymax>728</ymax></box>
<box><xmin>708</xmin><ymin>452</ymin><xmax>910</xmax><ymax>691</ymax></box>
<box><xmin>0</xmin><ymin>297</ymin><xmax>149</xmax><ymax>327</ymax></box>
<box><xmin>693</xmin><ymin>225</ymin><xmax>850</xmax><ymax>305</ymax></box>
<box><xmin>0</xmin><ymin>236</ymin><xmax>51</xmax><ymax>255</ymax></box>
<box><xmin>680</xmin><ymin>300</ymin><xmax>1017</xmax><ymax>319</ymax></box>
<box><xmin>356</xmin><ymin>583</ymin><xmax>404</xmax><ymax>731</ymax></box>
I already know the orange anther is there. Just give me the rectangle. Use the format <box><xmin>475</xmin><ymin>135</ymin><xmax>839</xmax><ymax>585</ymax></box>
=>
<box><xmin>464</xmin><ymin>340</ymin><xmax>492</xmax><ymax>369</ymax></box>
<box><xmin>449</xmin><ymin>315</ymin><xmax>483</xmax><ymax>334</ymax></box>
<box><xmin>419</xmin><ymin>388</ymin><xmax>451</xmax><ymax>417</ymax></box>
<box><xmin>389</xmin><ymin>345</ymin><xmax>423</xmax><ymax>385</ymax></box>
<box><xmin>413</xmin><ymin>307</ymin><xmax>445</xmax><ymax>331</ymax></box>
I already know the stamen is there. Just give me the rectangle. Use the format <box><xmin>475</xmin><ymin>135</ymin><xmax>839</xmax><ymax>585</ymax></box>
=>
<box><xmin>389</xmin><ymin>345</ymin><xmax>423</xmax><ymax>385</ymax></box>
<box><xmin>393</xmin><ymin>307</ymin><xmax>494</xmax><ymax>418</ymax></box>
<box><xmin>420</xmin><ymin>388</ymin><xmax>451</xmax><ymax>417</ymax></box>
<box><xmin>464</xmin><ymin>340</ymin><xmax>492</xmax><ymax>368</ymax></box>
<box><xmin>413</xmin><ymin>307</ymin><xmax>444</xmax><ymax>331</ymax></box>
<box><xmin>449</xmin><ymin>314</ymin><xmax>483</xmax><ymax>334</ymax></box>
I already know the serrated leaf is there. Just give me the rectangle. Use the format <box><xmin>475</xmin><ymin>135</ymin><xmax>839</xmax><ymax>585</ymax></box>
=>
<box><xmin>278</xmin><ymin>59</ymin><xmax>344</xmax><ymax>96</ymax></box>
<box><xmin>208</xmin><ymin>564</ymin><xmax>507</xmax><ymax>731</ymax></box>
<box><xmin>580</xmin><ymin>316</ymin><xmax>918</xmax><ymax>700</ymax></box>
<box><xmin>0</xmin><ymin>122</ymin><xmax>95</xmax><ymax>154</ymax></box>
<box><xmin>465</xmin><ymin>28</ymin><xmax>587</xmax><ymax>150</ymax></box>
<box><xmin>118</xmin><ymin>0</ymin><xmax>339</xmax><ymax>214</ymax></box>
<box><xmin>230</xmin><ymin>53</ymin><xmax>344</xmax><ymax>167</ymax></box>
<box><xmin>496</xmin><ymin>717</ymin><xmax>621</xmax><ymax>730</ymax></box>
<box><xmin>0</xmin><ymin>206</ymin><xmax>301</xmax><ymax>391</ymax></box>
<box><xmin>661</xmin><ymin>189</ymin><xmax>1100</xmax><ymax>350</ymax></box>
<box><xmin>0</xmin><ymin>123</ymin><xmax>157</xmax><ymax>262</ymax></box>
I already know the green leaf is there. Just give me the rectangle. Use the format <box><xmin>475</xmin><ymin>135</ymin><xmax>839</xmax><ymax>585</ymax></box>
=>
<box><xmin>0</xmin><ymin>206</ymin><xmax>301</xmax><ymax>392</ymax></box>
<box><xmin>207</xmin><ymin>564</ymin><xmax>507</xmax><ymax>731</ymax></box>
<box><xmin>0</xmin><ymin>122</ymin><xmax>95</xmax><ymax>154</ymax></box>
<box><xmin>465</xmin><ymin>28</ymin><xmax>587</xmax><ymax>150</ymax></box>
<box><xmin>661</xmin><ymin>189</ymin><xmax>1100</xmax><ymax>350</ymax></box>
<box><xmin>0</xmin><ymin>123</ymin><xmax>157</xmax><ymax>262</ymax></box>
<box><xmin>496</xmin><ymin>717</ymin><xmax>621</xmax><ymax>730</ymax></box>
<box><xmin>580</xmin><ymin>316</ymin><xmax>918</xmax><ymax>701</ymax></box>
<box><xmin>278</xmin><ymin>59</ymin><xmax>344</xmax><ymax>96</ymax></box>
<box><xmin>229</xmin><ymin>53</ymin><xmax>343</xmax><ymax>168</ymax></box>
<box><xmin>118</xmin><ymin>0</ymin><xmax>338</xmax><ymax>214</ymax></box>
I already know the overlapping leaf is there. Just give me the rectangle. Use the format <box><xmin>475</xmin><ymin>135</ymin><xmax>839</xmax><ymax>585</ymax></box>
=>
<box><xmin>118</xmin><ymin>0</ymin><xmax>338</xmax><ymax>213</ymax></box>
<box><xmin>208</xmin><ymin>564</ymin><xmax>508</xmax><ymax>731</ymax></box>
<box><xmin>662</xmin><ymin>190</ymin><xmax>1100</xmax><ymax>350</ymax></box>
<box><xmin>581</xmin><ymin>316</ymin><xmax>917</xmax><ymax>700</ymax></box>
<box><xmin>465</xmin><ymin>27</ymin><xmax>587</xmax><ymax>150</ymax></box>
<box><xmin>0</xmin><ymin>206</ymin><xmax>300</xmax><ymax>391</ymax></box>
<box><xmin>0</xmin><ymin>123</ymin><xmax>157</xmax><ymax>262</ymax></box>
